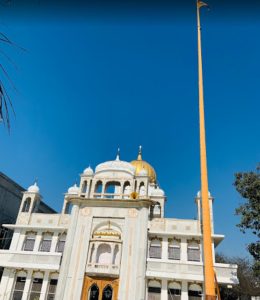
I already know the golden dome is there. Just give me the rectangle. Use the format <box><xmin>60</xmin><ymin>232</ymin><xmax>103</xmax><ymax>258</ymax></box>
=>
<box><xmin>130</xmin><ymin>146</ymin><xmax>157</xmax><ymax>183</ymax></box>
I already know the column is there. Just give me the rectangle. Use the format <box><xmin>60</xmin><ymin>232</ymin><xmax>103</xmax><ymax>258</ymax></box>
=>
<box><xmin>40</xmin><ymin>271</ymin><xmax>49</xmax><ymax>300</ymax></box>
<box><xmin>22</xmin><ymin>270</ymin><xmax>33</xmax><ymax>300</ymax></box>
<box><xmin>101</xmin><ymin>181</ymin><xmax>105</xmax><ymax>197</ymax></box>
<box><xmin>51</xmin><ymin>233</ymin><xmax>59</xmax><ymax>252</ymax></box>
<box><xmin>111</xmin><ymin>243</ymin><xmax>116</xmax><ymax>264</ymax></box>
<box><xmin>55</xmin><ymin>204</ymin><xmax>80</xmax><ymax>300</ymax></box>
<box><xmin>181</xmin><ymin>281</ymin><xmax>188</xmax><ymax>300</ymax></box>
<box><xmin>34</xmin><ymin>232</ymin><xmax>42</xmax><ymax>251</ymax></box>
<box><xmin>162</xmin><ymin>237</ymin><xmax>168</xmax><ymax>260</ymax></box>
<box><xmin>93</xmin><ymin>242</ymin><xmax>99</xmax><ymax>264</ymax></box>
<box><xmin>161</xmin><ymin>279</ymin><xmax>168</xmax><ymax>300</ymax></box>
<box><xmin>181</xmin><ymin>238</ymin><xmax>187</xmax><ymax>262</ymax></box>
<box><xmin>17</xmin><ymin>231</ymin><xmax>26</xmax><ymax>251</ymax></box>
<box><xmin>0</xmin><ymin>268</ymin><xmax>14</xmax><ymax>300</ymax></box>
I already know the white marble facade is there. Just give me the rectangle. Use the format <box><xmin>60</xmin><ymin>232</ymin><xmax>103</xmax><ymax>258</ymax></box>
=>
<box><xmin>0</xmin><ymin>151</ymin><xmax>238</xmax><ymax>299</ymax></box>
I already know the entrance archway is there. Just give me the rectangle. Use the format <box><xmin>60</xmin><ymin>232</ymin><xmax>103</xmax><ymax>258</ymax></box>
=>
<box><xmin>81</xmin><ymin>276</ymin><xmax>118</xmax><ymax>300</ymax></box>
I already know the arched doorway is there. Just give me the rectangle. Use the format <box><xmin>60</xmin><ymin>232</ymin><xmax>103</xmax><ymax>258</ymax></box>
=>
<box><xmin>81</xmin><ymin>276</ymin><xmax>118</xmax><ymax>300</ymax></box>
<box><xmin>88</xmin><ymin>284</ymin><xmax>99</xmax><ymax>300</ymax></box>
<box><xmin>102</xmin><ymin>285</ymin><xmax>113</xmax><ymax>300</ymax></box>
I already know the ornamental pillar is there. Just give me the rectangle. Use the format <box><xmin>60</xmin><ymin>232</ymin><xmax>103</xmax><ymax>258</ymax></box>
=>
<box><xmin>181</xmin><ymin>238</ymin><xmax>187</xmax><ymax>262</ymax></box>
<box><xmin>40</xmin><ymin>271</ymin><xmax>50</xmax><ymax>300</ymax></box>
<box><xmin>181</xmin><ymin>281</ymin><xmax>188</xmax><ymax>300</ymax></box>
<box><xmin>22</xmin><ymin>270</ymin><xmax>33</xmax><ymax>300</ymax></box>
<box><xmin>161</xmin><ymin>279</ymin><xmax>168</xmax><ymax>300</ymax></box>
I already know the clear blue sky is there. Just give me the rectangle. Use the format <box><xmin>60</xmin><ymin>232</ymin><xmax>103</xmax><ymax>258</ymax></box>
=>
<box><xmin>0</xmin><ymin>1</ymin><xmax>259</xmax><ymax>258</ymax></box>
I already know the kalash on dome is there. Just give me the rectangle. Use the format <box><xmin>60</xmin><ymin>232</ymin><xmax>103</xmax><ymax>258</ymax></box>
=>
<box><xmin>0</xmin><ymin>146</ymin><xmax>237</xmax><ymax>300</ymax></box>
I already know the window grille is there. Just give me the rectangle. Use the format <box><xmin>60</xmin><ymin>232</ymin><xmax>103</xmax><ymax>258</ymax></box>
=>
<box><xmin>11</xmin><ymin>276</ymin><xmax>26</xmax><ymax>300</ymax></box>
<box><xmin>188</xmin><ymin>290</ymin><xmax>202</xmax><ymax>299</ymax></box>
<box><xmin>187</xmin><ymin>245</ymin><xmax>200</xmax><ymax>262</ymax></box>
<box><xmin>149</xmin><ymin>240</ymin><xmax>161</xmax><ymax>259</ymax></box>
<box><xmin>23</xmin><ymin>234</ymin><xmax>36</xmax><ymax>251</ymax></box>
<box><xmin>168</xmin><ymin>245</ymin><xmax>180</xmax><ymax>260</ymax></box>
<box><xmin>148</xmin><ymin>287</ymin><xmax>161</xmax><ymax>300</ymax></box>
<box><xmin>46</xmin><ymin>279</ymin><xmax>58</xmax><ymax>300</ymax></box>
<box><xmin>39</xmin><ymin>234</ymin><xmax>52</xmax><ymax>252</ymax></box>
<box><xmin>168</xmin><ymin>288</ymin><xmax>181</xmax><ymax>300</ymax></box>
<box><xmin>56</xmin><ymin>234</ymin><xmax>66</xmax><ymax>253</ymax></box>
<box><xmin>29</xmin><ymin>278</ymin><xmax>43</xmax><ymax>300</ymax></box>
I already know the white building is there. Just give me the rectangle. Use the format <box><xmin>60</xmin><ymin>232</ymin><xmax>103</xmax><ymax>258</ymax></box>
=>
<box><xmin>0</xmin><ymin>148</ymin><xmax>238</xmax><ymax>300</ymax></box>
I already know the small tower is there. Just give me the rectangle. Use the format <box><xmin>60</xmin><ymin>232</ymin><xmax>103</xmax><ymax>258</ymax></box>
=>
<box><xmin>79</xmin><ymin>166</ymin><xmax>94</xmax><ymax>198</ymax></box>
<box><xmin>195</xmin><ymin>190</ymin><xmax>214</xmax><ymax>233</ymax></box>
<box><xmin>18</xmin><ymin>182</ymin><xmax>41</xmax><ymax>215</ymax></box>
<box><xmin>62</xmin><ymin>184</ymin><xmax>80</xmax><ymax>214</ymax></box>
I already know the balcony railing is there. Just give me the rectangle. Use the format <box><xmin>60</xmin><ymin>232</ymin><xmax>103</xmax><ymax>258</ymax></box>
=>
<box><xmin>86</xmin><ymin>262</ymin><xmax>119</xmax><ymax>277</ymax></box>
<box><xmin>146</xmin><ymin>260</ymin><xmax>238</xmax><ymax>284</ymax></box>
<box><xmin>0</xmin><ymin>250</ymin><xmax>62</xmax><ymax>270</ymax></box>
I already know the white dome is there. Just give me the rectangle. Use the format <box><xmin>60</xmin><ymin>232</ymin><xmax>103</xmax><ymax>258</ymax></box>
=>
<box><xmin>28</xmin><ymin>182</ymin><xmax>40</xmax><ymax>193</ymax></box>
<box><xmin>151</xmin><ymin>187</ymin><xmax>165</xmax><ymax>197</ymax></box>
<box><xmin>67</xmin><ymin>184</ymin><xmax>79</xmax><ymax>195</ymax></box>
<box><xmin>83</xmin><ymin>166</ymin><xmax>94</xmax><ymax>176</ymax></box>
<box><xmin>138</xmin><ymin>168</ymin><xmax>148</xmax><ymax>176</ymax></box>
<box><xmin>95</xmin><ymin>159</ymin><xmax>135</xmax><ymax>175</ymax></box>
<box><xmin>197</xmin><ymin>190</ymin><xmax>211</xmax><ymax>198</ymax></box>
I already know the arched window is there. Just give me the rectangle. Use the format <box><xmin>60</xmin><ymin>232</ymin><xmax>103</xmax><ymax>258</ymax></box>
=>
<box><xmin>29</xmin><ymin>278</ymin><xmax>43</xmax><ymax>299</ymax></box>
<box><xmin>104</xmin><ymin>181</ymin><xmax>121</xmax><ymax>199</ymax></box>
<box><xmin>88</xmin><ymin>284</ymin><xmax>99</xmax><ymax>300</ymax></box>
<box><xmin>22</xmin><ymin>197</ymin><xmax>31</xmax><ymax>212</ymax></box>
<box><xmin>46</xmin><ymin>273</ymin><xmax>58</xmax><ymax>300</ymax></box>
<box><xmin>82</xmin><ymin>181</ymin><xmax>88</xmax><ymax>194</ymax></box>
<box><xmin>23</xmin><ymin>232</ymin><xmax>36</xmax><ymax>251</ymax></box>
<box><xmin>168</xmin><ymin>282</ymin><xmax>181</xmax><ymax>299</ymax></box>
<box><xmin>96</xmin><ymin>243</ymin><xmax>111</xmax><ymax>264</ymax></box>
<box><xmin>56</xmin><ymin>233</ymin><xmax>66</xmax><ymax>253</ymax></box>
<box><xmin>148</xmin><ymin>280</ymin><xmax>161</xmax><ymax>300</ymax></box>
<box><xmin>94</xmin><ymin>181</ymin><xmax>103</xmax><ymax>198</ymax></box>
<box><xmin>153</xmin><ymin>203</ymin><xmax>161</xmax><ymax>217</ymax></box>
<box><xmin>123</xmin><ymin>181</ymin><xmax>131</xmax><ymax>198</ymax></box>
<box><xmin>28</xmin><ymin>272</ymin><xmax>43</xmax><ymax>300</ymax></box>
<box><xmin>112</xmin><ymin>244</ymin><xmax>119</xmax><ymax>265</ymax></box>
<box><xmin>139</xmin><ymin>182</ymin><xmax>146</xmax><ymax>197</ymax></box>
<box><xmin>102</xmin><ymin>285</ymin><xmax>113</xmax><ymax>300</ymax></box>
<box><xmin>188</xmin><ymin>284</ymin><xmax>202</xmax><ymax>299</ymax></box>
<box><xmin>64</xmin><ymin>202</ymin><xmax>72</xmax><ymax>214</ymax></box>
<box><xmin>168</xmin><ymin>239</ymin><xmax>181</xmax><ymax>260</ymax></box>
<box><xmin>39</xmin><ymin>232</ymin><xmax>53</xmax><ymax>252</ymax></box>
<box><xmin>187</xmin><ymin>241</ymin><xmax>200</xmax><ymax>262</ymax></box>
<box><xmin>11</xmin><ymin>271</ymin><xmax>27</xmax><ymax>299</ymax></box>
<box><xmin>149</xmin><ymin>238</ymin><xmax>162</xmax><ymax>259</ymax></box>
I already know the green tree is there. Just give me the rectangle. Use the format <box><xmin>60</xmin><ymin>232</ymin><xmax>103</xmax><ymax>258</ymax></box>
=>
<box><xmin>216</xmin><ymin>253</ymin><xmax>260</xmax><ymax>299</ymax></box>
<box><xmin>234</xmin><ymin>164</ymin><xmax>260</xmax><ymax>277</ymax></box>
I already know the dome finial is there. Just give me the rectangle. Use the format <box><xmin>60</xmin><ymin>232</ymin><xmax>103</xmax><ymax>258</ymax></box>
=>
<box><xmin>137</xmin><ymin>145</ymin><xmax>142</xmax><ymax>160</ymax></box>
<box><xmin>116</xmin><ymin>147</ymin><xmax>120</xmax><ymax>161</ymax></box>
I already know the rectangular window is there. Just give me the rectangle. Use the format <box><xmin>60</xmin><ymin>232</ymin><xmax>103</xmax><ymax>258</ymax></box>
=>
<box><xmin>168</xmin><ymin>288</ymin><xmax>181</xmax><ymax>299</ymax></box>
<box><xmin>39</xmin><ymin>234</ymin><xmax>52</xmax><ymax>252</ymax></box>
<box><xmin>148</xmin><ymin>287</ymin><xmax>161</xmax><ymax>300</ymax></box>
<box><xmin>149</xmin><ymin>246</ymin><xmax>161</xmax><ymax>259</ymax></box>
<box><xmin>168</xmin><ymin>246</ymin><xmax>180</xmax><ymax>260</ymax></box>
<box><xmin>188</xmin><ymin>290</ymin><xmax>202</xmax><ymax>299</ymax></box>
<box><xmin>187</xmin><ymin>247</ymin><xmax>200</xmax><ymax>262</ymax></box>
<box><xmin>23</xmin><ymin>234</ymin><xmax>36</xmax><ymax>251</ymax></box>
<box><xmin>46</xmin><ymin>279</ymin><xmax>58</xmax><ymax>300</ymax></box>
<box><xmin>12</xmin><ymin>276</ymin><xmax>26</xmax><ymax>300</ymax></box>
<box><xmin>56</xmin><ymin>240</ymin><xmax>65</xmax><ymax>253</ymax></box>
<box><xmin>29</xmin><ymin>278</ymin><xmax>43</xmax><ymax>300</ymax></box>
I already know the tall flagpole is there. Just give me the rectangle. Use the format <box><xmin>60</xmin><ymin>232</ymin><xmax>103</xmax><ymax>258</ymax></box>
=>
<box><xmin>196</xmin><ymin>1</ymin><xmax>216</xmax><ymax>299</ymax></box>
